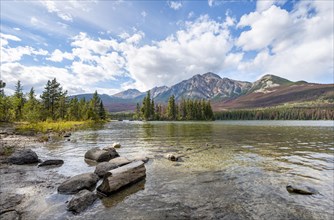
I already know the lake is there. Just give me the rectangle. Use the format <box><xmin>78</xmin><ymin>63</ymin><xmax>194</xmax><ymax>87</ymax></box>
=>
<box><xmin>33</xmin><ymin>121</ymin><xmax>333</xmax><ymax>219</ymax></box>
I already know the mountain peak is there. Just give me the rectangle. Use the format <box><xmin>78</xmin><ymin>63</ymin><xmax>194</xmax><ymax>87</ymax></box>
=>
<box><xmin>202</xmin><ymin>72</ymin><xmax>221</xmax><ymax>79</ymax></box>
<box><xmin>250</xmin><ymin>74</ymin><xmax>292</xmax><ymax>94</ymax></box>
<box><xmin>113</xmin><ymin>89</ymin><xmax>143</xmax><ymax>99</ymax></box>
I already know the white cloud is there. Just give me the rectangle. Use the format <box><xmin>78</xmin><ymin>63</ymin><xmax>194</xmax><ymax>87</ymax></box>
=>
<box><xmin>47</xmin><ymin>49</ymin><xmax>74</xmax><ymax>62</ymax></box>
<box><xmin>236</xmin><ymin>1</ymin><xmax>334</xmax><ymax>83</ymax></box>
<box><xmin>40</xmin><ymin>0</ymin><xmax>73</xmax><ymax>21</ymax></box>
<box><xmin>237</xmin><ymin>5</ymin><xmax>290</xmax><ymax>51</ymax></box>
<box><xmin>124</xmin><ymin>15</ymin><xmax>236</xmax><ymax>91</ymax></box>
<box><xmin>208</xmin><ymin>0</ymin><xmax>214</xmax><ymax>7</ymax></box>
<box><xmin>1</xmin><ymin>44</ymin><xmax>48</xmax><ymax>63</ymax></box>
<box><xmin>141</xmin><ymin>11</ymin><xmax>147</xmax><ymax>18</ymax></box>
<box><xmin>256</xmin><ymin>0</ymin><xmax>287</xmax><ymax>12</ymax></box>
<box><xmin>168</xmin><ymin>1</ymin><xmax>182</xmax><ymax>10</ymax></box>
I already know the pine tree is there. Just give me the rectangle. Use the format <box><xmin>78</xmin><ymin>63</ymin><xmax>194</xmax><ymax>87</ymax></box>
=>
<box><xmin>12</xmin><ymin>81</ymin><xmax>25</xmax><ymax>120</ymax></box>
<box><xmin>98</xmin><ymin>100</ymin><xmax>106</xmax><ymax>120</ymax></box>
<box><xmin>41</xmin><ymin>78</ymin><xmax>63</xmax><ymax>120</ymax></box>
<box><xmin>23</xmin><ymin>87</ymin><xmax>41</xmax><ymax>122</ymax></box>
<box><xmin>167</xmin><ymin>95</ymin><xmax>176</xmax><ymax>120</ymax></box>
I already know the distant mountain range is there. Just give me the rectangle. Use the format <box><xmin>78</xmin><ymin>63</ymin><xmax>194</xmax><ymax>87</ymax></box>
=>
<box><xmin>74</xmin><ymin>73</ymin><xmax>333</xmax><ymax>112</ymax></box>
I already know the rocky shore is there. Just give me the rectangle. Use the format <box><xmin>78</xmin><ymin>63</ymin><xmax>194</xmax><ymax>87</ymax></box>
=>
<box><xmin>0</xmin><ymin>128</ymin><xmax>149</xmax><ymax>219</ymax></box>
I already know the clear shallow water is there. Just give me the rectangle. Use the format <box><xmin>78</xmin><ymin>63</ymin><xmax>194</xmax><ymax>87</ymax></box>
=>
<box><xmin>35</xmin><ymin>121</ymin><xmax>333</xmax><ymax>220</ymax></box>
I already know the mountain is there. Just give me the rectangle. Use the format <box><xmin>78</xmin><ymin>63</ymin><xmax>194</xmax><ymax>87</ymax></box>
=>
<box><xmin>113</xmin><ymin>89</ymin><xmax>143</xmax><ymax>99</ymax></box>
<box><xmin>213</xmin><ymin>80</ymin><xmax>333</xmax><ymax>110</ymax></box>
<box><xmin>74</xmin><ymin>93</ymin><xmax>137</xmax><ymax>112</ymax></box>
<box><xmin>149</xmin><ymin>72</ymin><xmax>252</xmax><ymax>102</ymax></box>
<box><xmin>74</xmin><ymin>73</ymin><xmax>333</xmax><ymax>112</ymax></box>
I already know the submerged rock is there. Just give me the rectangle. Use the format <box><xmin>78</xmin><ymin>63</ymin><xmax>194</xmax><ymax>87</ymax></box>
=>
<box><xmin>166</xmin><ymin>154</ymin><xmax>178</xmax><ymax>161</ymax></box>
<box><xmin>286</xmin><ymin>185</ymin><xmax>317</xmax><ymax>195</ymax></box>
<box><xmin>63</xmin><ymin>133</ymin><xmax>71</xmax><ymax>138</ymax></box>
<box><xmin>112</xmin><ymin>143</ymin><xmax>121</xmax><ymax>148</ymax></box>
<box><xmin>84</xmin><ymin>147</ymin><xmax>119</xmax><ymax>162</ymax></box>
<box><xmin>94</xmin><ymin>157</ymin><xmax>131</xmax><ymax>178</ymax></box>
<box><xmin>67</xmin><ymin>189</ymin><xmax>97</xmax><ymax>213</ymax></box>
<box><xmin>8</xmin><ymin>149</ymin><xmax>39</xmax><ymax>165</ymax></box>
<box><xmin>97</xmin><ymin>161</ymin><xmax>146</xmax><ymax>196</ymax></box>
<box><xmin>58</xmin><ymin>173</ymin><xmax>99</xmax><ymax>194</ymax></box>
<box><xmin>38</xmin><ymin>159</ymin><xmax>64</xmax><ymax>167</ymax></box>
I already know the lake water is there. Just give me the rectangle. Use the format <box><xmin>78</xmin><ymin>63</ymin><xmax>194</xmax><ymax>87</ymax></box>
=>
<box><xmin>34</xmin><ymin>121</ymin><xmax>333</xmax><ymax>219</ymax></box>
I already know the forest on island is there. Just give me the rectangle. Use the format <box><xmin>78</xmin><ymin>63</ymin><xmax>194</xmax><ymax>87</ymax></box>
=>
<box><xmin>0</xmin><ymin>79</ymin><xmax>106</xmax><ymax>122</ymax></box>
<box><xmin>134</xmin><ymin>91</ymin><xmax>214</xmax><ymax>121</ymax></box>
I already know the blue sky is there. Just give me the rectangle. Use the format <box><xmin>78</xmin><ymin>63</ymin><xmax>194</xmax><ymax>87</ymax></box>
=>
<box><xmin>1</xmin><ymin>0</ymin><xmax>333</xmax><ymax>95</ymax></box>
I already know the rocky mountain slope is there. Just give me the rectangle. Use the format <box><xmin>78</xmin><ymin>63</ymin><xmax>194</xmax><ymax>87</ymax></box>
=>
<box><xmin>74</xmin><ymin>73</ymin><xmax>333</xmax><ymax>112</ymax></box>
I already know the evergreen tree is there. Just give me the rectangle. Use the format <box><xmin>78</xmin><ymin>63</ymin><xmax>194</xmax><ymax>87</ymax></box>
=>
<box><xmin>41</xmin><ymin>78</ymin><xmax>63</xmax><ymax>120</ymax></box>
<box><xmin>98</xmin><ymin>100</ymin><xmax>106</xmax><ymax>120</ymax></box>
<box><xmin>167</xmin><ymin>95</ymin><xmax>176</xmax><ymax>120</ymax></box>
<box><xmin>22</xmin><ymin>87</ymin><xmax>41</xmax><ymax>122</ymax></box>
<box><xmin>12</xmin><ymin>80</ymin><xmax>25</xmax><ymax>120</ymax></box>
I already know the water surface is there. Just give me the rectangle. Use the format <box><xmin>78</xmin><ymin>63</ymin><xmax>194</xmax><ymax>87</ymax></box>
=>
<box><xmin>34</xmin><ymin>121</ymin><xmax>333</xmax><ymax>219</ymax></box>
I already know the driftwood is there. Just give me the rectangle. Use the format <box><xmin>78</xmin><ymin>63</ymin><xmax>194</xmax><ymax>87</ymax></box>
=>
<box><xmin>97</xmin><ymin>161</ymin><xmax>146</xmax><ymax>196</ymax></box>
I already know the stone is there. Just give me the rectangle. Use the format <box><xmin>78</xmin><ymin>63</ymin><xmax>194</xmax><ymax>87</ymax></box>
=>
<box><xmin>8</xmin><ymin>149</ymin><xmax>39</xmax><ymax>165</ymax></box>
<box><xmin>131</xmin><ymin>155</ymin><xmax>149</xmax><ymax>163</ymax></box>
<box><xmin>166</xmin><ymin>154</ymin><xmax>178</xmax><ymax>161</ymax></box>
<box><xmin>58</xmin><ymin>173</ymin><xmax>99</xmax><ymax>194</ymax></box>
<box><xmin>84</xmin><ymin>147</ymin><xmax>119</xmax><ymax>162</ymax></box>
<box><xmin>67</xmin><ymin>190</ymin><xmax>97</xmax><ymax>213</ymax></box>
<box><xmin>286</xmin><ymin>185</ymin><xmax>317</xmax><ymax>195</ymax></box>
<box><xmin>38</xmin><ymin>159</ymin><xmax>64</xmax><ymax>167</ymax></box>
<box><xmin>94</xmin><ymin>157</ymin><xmax>132</xmax><ymax>177</ymax></box>
<box><xmin>0</xmin><ymin>210</ymin><xmax>20</xmax><ymax>220</ymax></box>
<box><xmin>63</xmin><ymin>133</ymin><xmax>71</xmax><ymax>138</ymax></box>
<box><xmin>112</xmin><ymin>142</ymin><xmax>121</xmax><ymax>148</ymax></box>
<box><xmin>97</xmin><ymin>161</ymin><xmax>146</xmax><ymax>196</ymax></box>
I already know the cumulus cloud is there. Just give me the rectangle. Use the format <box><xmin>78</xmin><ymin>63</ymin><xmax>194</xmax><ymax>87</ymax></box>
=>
<box><xmin>124</xmin><ymin>15</ymin><xmax>237</xmax><ymax>90</ymax></box>
<box><xmin>47</xmin><ymin>49</ymin><xmax>74</xmax><ymax>62</ymax></box>
<box><xmin>236</xmin><ymin>1</ymin><xmax>334</xmax><ymax>83</ymax></box>
<box><xmin>1</xmin><ymin>44</ymin><xmax>48</xmax><ymax>63</ymax></box>
<box><xmin>256</xmin><ymin>0</ymin><xmax>287</xmax><ymax>12</ymax></box>
<box><xmin>168</xmin><ymin>1</ymin><xmax>183</xmax><ymax>10</ymax></box>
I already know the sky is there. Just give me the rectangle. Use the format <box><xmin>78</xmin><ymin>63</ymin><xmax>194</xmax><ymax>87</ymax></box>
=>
<box><xmin>1</xmin><ymin>0</ymin><xmax>333</xmax><ymax>96</ymax></box>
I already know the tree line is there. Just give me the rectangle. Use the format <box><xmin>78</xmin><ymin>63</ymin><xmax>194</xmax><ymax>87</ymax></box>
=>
<box><xmin>214</xmin><ymin>107</ymin><xmax>334</xmax><ymax>120</ymax></box>
<box><xmin>0</xmin><ymin>79</ymin><xmax>106</xmax><ymax>122</ymax></box>
<box><xmin>134</xmin><ymin>91</ymin><xmax>214</xmax><ymax>121</ymax></box>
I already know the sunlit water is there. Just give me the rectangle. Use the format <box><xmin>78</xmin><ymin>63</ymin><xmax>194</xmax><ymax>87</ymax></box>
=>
<box><xmin>32</xmin><ymin>121</ymin><xmax>333</xmax><ymax>219</ymax></box>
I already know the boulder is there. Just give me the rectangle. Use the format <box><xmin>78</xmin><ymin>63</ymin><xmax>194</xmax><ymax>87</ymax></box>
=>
<box><xmin>8</xmin><ymin>149</ymin><xmax>39</xmax><ymax>165</ymax></box>
<box><xmin>102</xmin><ymin>147</ymin><xmax>120</xmax><ymax>159</ymax></box>
<box><xmin>67</xmin><ymin>190</ymin><xmax>97</xmax><ymax>213</ymax></box>
<box><xmin>0</xmin><ymin>210</ymin><xmax>20</xmax><ymax>220</ymax></box>
<box><xmin>84</xmin><ymin>147</ymin><xmax>119</xmax><ymax>162</ymax></box>
<box><xmin>58</xmin><ymin>173</ymin><xmax>99</xmax><ymax>194</ymax></box>
<box><xmin>112</xmin><ymin>142</ymin><xmax>121</xmax><ymax>148</ymax></box>
<box><xmin>38</xmin><ymin>159</ymin><xmax>64</xmax><ymax>167</ymax></box>
<box><xmin>97</xmin><ymin>161</ymin><xmax>146</xmax><ymax>196</ymax></box>
<box><xmin>166</xmin><ymin>154</ymin><xmax>178</xmax><ymax>161</ymax></box>
<box><xmin>131</xmin><ymin>155</ymin><xmax>149</xmax><ymax>163</ymax></box>
<box><xmin>94</xmin><ymin>157</ymin><xmax>132</xmax><ymax>177</ymax></box>
<box><xmin>286</xmin><ymin>185</ymin><xmax>317</xmax><ymax>195</ymax></box>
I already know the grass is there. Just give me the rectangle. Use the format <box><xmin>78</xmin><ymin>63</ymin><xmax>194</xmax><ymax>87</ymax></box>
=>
<box><xmin>15</xmin><ymin>120</ymin><xmax>99</xmax><ymax>134</ymax></box>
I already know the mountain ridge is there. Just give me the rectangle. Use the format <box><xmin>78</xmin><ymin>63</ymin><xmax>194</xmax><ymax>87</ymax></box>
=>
<box><xmin>74</xmin><ymin>73</ymin><xmax>333</xmax><ymax>112</ymax></box>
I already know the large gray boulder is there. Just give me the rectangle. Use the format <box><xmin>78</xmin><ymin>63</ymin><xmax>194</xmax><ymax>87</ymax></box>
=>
<box><xmin>67</xmin><ymin>189</ymin><xmax>97</xmax><ymax>213</ymax></box>
<box><xmin>84</xmin><ymin>147</ymin><xmax>119</xmax><ymax>162</ymax></box>
<box><xmin>58</xmin><ymin>173</ymin><xmax>99</xmax><ymax>194</ymax></box>
<box><xmin>8</xmin><ymin>149</ymin><xmax>39</xmax><ymax>165</ymax></box>
<box><xmin>97</xmin><ymin>161</ymin><xmax>146</xmax><ymax>196</ymax></box>
<box><xmin>94</xmin><ymin>157</ymin><xmax>131</xmax><ymax>177</ymax></box>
